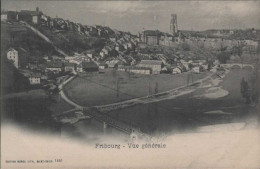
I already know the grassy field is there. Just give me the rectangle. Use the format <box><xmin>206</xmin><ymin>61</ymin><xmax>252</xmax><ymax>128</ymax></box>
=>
<box><xmin>64</xmin><ymin>69</ymin><xmax>210</xmax><ymax>107</ymax></box>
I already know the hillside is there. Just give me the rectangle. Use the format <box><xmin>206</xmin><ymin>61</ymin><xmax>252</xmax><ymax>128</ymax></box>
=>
<box><xmin>36</xmin><ymin>25</ymin><xmax>107</xmax><ymax>55</ymax></box>
<box><xmin>1</xmin><ymin>22</ymin><xmax>58</xmax><ymax>58</ymax></box>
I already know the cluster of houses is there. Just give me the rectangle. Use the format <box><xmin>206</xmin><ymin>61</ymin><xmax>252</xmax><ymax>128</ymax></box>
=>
<box><xmin>7</xmin><ymin>46</ymin><xmax>214</xmax><ymax>88</ymax></box>
<box><xmin>7</xmin><ymin>43</ymin><xmax>218</xmax><ymax>88</ymax></box>
<box><xmin>4</xmin><ymin>9</ymin><xmax>258</xmax><ymax>89</ymax></box>
<box><xmin>138</xmin><ymin>29</ymin><xmax>259</xmax><ymax>52</ymax></box>
<box><xmin>6</xmin><ymin>47</ymin><xmax>99</xmax><ymax>85</ymax></box>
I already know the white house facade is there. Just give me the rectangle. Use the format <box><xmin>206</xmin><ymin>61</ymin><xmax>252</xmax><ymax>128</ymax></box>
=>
<box><xmin>7</xmin><ymin>48</ymin><xmax>19</xmax><ymax>68</ymax></box>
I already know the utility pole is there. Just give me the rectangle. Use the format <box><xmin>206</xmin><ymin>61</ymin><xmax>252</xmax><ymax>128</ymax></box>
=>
<box><xmin>154</xmin><ymin>82</ymin><xmax>159</xmax><ymax>94</ymax></box>
<box><xmin>116</xmin><ymin>77</ymin><xmax>120</xmax><ymax>98</ymax></box>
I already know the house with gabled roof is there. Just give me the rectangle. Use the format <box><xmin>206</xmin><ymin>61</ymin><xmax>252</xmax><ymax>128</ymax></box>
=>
<box><xmin>77</xmin><ymin>61</ymin><xmax>99</xmax><ymax>72</ymax></box>
<box><xmin>7</xmin><ymin>48</ymin><xmax>19</xmax><ymax>68</ymax></box>
<box><xmin>137</xmin><ymin>60</ymin><xmax>163</xmax><ymax>74</ymax></box>
<box><xmin>7</xmin><ymin>47</ymin><xmax>28</xmax><ymax>69</ymax></box>
<box><xmin>64</xmin><ymin>62</ymin><xmax>76</xmax><ymax>72</ymax></box>
<box><xmin>46</xmin><ymin>61</ymin><xmax>63</xmax><ymax>73</ymax></box>
<box><xmin>29</xmin><ymin>73</ymin><xmax>41</xmax><ymax>85</ymax></box>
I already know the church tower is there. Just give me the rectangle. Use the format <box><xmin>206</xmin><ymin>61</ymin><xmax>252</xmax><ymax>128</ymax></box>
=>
<box><xmin>170</xmin><ymin>14</ymin><xmax>178</xmax><ymax>35</ymax></box>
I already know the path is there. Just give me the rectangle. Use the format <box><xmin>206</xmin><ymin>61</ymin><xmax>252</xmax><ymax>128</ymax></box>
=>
<box><xmin>20</xmin><ymin>21</ymin><xmax>69</xmax><ymax>57</ymax></box>
<box><xmin>58</xmin><ymin>75</ymin><xmax>83</xmax><ymax>109</ymax></box>
<box><xmin>94</xmin><ymin>71</ymin><xmax>220</xmax><ymax>113</ymax></box>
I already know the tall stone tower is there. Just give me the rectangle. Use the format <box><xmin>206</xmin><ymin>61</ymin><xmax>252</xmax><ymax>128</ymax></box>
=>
<box><xmin>170</xmin><ymin>14</ymin><xmax>178</xmax><ymax>35</ymax></box>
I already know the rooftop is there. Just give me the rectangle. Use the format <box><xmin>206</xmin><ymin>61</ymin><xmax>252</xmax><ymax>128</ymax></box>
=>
<box><xmin>46</xmin><ymin>62</ymin><xmax>63</xmax><ymax>68</ymax></box>
<box><xmin>80</xmin><ymin>61</ymin><xmax>98</xmax><ymax>69</ymax></box>
<box><xmin>20</xmin><ymin>10</ymin><xmax>42</xmax><ymax>16</ymax></box>
<box><xmin>64</xmin><ymin>62</ymin><xmax>76</xmax><ymax>67</ymax></box>
<box><xmin>139</xmin><ymin>60</ymin><xmax>163</xmax><ymax>65</ymax></box>
<box><xmin>144</xmin><ymin>30</ymin><xmax>163</xmax><ymax>36</ymax></box>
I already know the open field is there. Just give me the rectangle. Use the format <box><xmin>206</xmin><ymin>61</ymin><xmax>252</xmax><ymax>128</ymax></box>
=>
<box><xmin>64</xmin><ymin>69</ymin><xmax>210</xmax><ymax>107</ymax></box>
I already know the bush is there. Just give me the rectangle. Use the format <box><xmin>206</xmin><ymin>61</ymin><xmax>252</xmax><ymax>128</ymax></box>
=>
<box><xmin>180</xmin><ymin>43</ymin><xmax>190</xmax><ymax>51</ymax></box>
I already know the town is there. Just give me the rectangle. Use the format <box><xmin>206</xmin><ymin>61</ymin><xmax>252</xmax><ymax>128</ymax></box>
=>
<box><xmin>1</xmin><ymin>6</ymin><xmax>260</xmax><ymax>141</ymax></box>
<box><xmin>2</xmin><ymin>7</ymin><xmax>259</xmax><ymax>93</ymax></box>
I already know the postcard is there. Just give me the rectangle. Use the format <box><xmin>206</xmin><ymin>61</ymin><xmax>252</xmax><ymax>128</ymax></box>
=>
<box><xmin>1</xmin><ymin>0</ymin><xmax>260</xmax><ymax>168</ymax></box>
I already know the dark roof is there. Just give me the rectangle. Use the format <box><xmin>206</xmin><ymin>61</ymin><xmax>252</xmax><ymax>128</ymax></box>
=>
<box><xmin>46</xmin><ymin>62</ymin><xmax>63</xmax><ymax>68</ymax></box>
<box><xmin>119</xmin><ymin>66</ymin><xmax>152</xmax><ymax>71</ymax></box>
<box><xmin>86</xmin><ymin>50</ymin><xmax>96</xmax><ymax>54</ymax></box>
<box><xmin>1</xmin><ymin>11</ymin><xmax>18</xmax><ymax>15</ymax></box>
<box><xmin>99</xmin><ymin>62</ymin><xmax>107</xmax><ymax>66</ymax></box>
<box><xmin>8</xmin><ymin>47</ymin><xmax>28</xmax><ymax>55</ymax></box>
<box><xmin>81</xmin><ymin>61</ymin><xmax>98</xmax><ymax>69</ymax></box>
<box><xmin>1</xmin><ymin>11</ymin><xmax>8</xmax><ymax>14</ymax></box>
<box><xmin>144</xmin><ymin>30</ymin><xmax>162</xmax><ymax>36</ymax></box>
<box><xmin>132</xmin><ymin>66</ymin><xmax>152</xmax><ymax>71</ymax></box>
<box><xmin>64</xmin><ymin>62</ymin><xmax>76</xmax><ymax>67</ymax></box>
<box><xmin>139</xmin><ymin>60</ymin><xmax>163</xmax><ymax>65</ymax></box>
<box><xmin>30</xmin><ymin>73</ymin><xmax>41</xmax><ymax>78</ymax></box>
<box><xmin>20</xmin><ymin>10</ymin><xmax>41</xmax><ymax>16</ymax></box>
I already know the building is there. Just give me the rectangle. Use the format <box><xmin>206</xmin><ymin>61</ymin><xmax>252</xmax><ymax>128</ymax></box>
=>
<box><xmin>1</xmin><ymin>11</ymin><xmax>8</xmax><ymax>21</ymax></box>
<box><xmin>106</xmin><ymin>60</ymin><xmax>119</xmax><ymax>68</ymax></box>
<box><xmin>109</xmin><ymin>35</ymin><xmax>117</xmax><ymax>42</ymax></box>
<box><xmin>100</xmin><ymin>50</ymin><xmax>107</xmax><ymax>59</ymax></box>
<box><xmin>137</xmin><ymin>60</ymin><xmax>163</xmax><ymax>74</ymax></box>
<box><xmin>18</xmin><ymin>7</ymin><xmax>42</xmax><ymax>24</ymax></box>
<box><xmin>89</xmin><ymin>26</ymin><xmax>98</xmax><ymax>36</ymax></box>
<box><xmin>86</xmin><ymin>50</ymin><xmax>96</xmax><ymax>58</ymax></box>
<box><xmin>129</xmin><ymin>67</ymin><xmax>151</xmax><ymax>74</ymax></box>
<box><xmin>29</xmin><ymin>73</ymin><xmax>41</xmax><ymax>85</ymax></box>
<box><xmin>141</xmin><ymin>30</ymin><xmax>162</xmax><ymax>45</ymax></box>
<box><xmin>170</xmin><ymin>14</ymin><xmax>178</xmax><ymax>35</ymax></box>
<box><xmin>99</xmin><ymin>63</ymin><xmax>108</xmax><ymax>69</ymax></box>
<box><xmin>46</xmin><ymin>62</ymin><xmax>63</xmax><ymax>73</ymax></box>
<box><xmin>64</xmin><ymin>62</ymin><xmax>76</xmax><ymax>72</ymax></box>
<box><xmin>6</xmin><ymin>47</ymin><xmax>28</xmax><ymax>68</ymax></box>
<box><xmin>127</xmin><ymin>42</ymin><xmax>133</xmax><ymax>49</ymax></box>
<box><xmin>118</xmin><ymin>66</ymin><xmax>151</xmax><ymax>75</ymax></box>
<box><xmin>192</xmin><ymin>66</ymin><xmax>202</xmax><ymax>73</ymax></box>
<box><xmin>77</xmin><ymin>61</ymin><xmax>99</xmax><ymax>72</ymax></box>
<box><xmin>1</xmin><ymin>11</ymin><xmax>18</xmax><ymax>22</ymax></box>
<box><xmin>7</xmin><ymin>48</ymin><xmax>19</xmax><ymax>68</ymax></box>
<box><xmin>115</xmin><ymin>44</ymin><xmax>124</xmax><ymax>52</ymax></box>
<box><xmin>172</xmin><ymin>66</ymin><xmax>182</xmax><ymax>74</ymax></box>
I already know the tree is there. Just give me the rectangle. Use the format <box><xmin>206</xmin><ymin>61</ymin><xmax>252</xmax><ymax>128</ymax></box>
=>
<box><xmin>207</xmin><ymin>60</ymin><xmax>214</xmax><ymax>70</ymax></box>
<box><xmin>233</xmin><ymin>41</ymin><xmax>245</xmax><ymax>67</ymax></box>
<box><xmin>154</xmin><ymin>82</ymin><xmax>159</xmax><ymax>94</ymax></box>
<box><xmin>217</xmin><ymin>45</ymin><xmax>231</xmax><ymax>64</ymax></box>
<box><xmin>240</xmin><ymin>78</ymin><xmax>251</xmax><ymax>104</ymax></box>
<box><xmin>180</xmin><ymin>43</ymin><xmax>190</xmax><ymax>51</ymax></box>
<box><xmin>217</xmin><ymin>51</ymin><xmax>231</xmax><ymax>64</ymax></box>
<box><xmin>116</xmin><ymin>77</ymin><xmax>120</xmax><ymax>98</ymax></box>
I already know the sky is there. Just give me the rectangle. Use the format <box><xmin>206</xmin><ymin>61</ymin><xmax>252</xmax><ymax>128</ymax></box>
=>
<box><xmin>1</xmin><ymin>1</ymin><xmax>260</xmax><ymax>34</ymax></box>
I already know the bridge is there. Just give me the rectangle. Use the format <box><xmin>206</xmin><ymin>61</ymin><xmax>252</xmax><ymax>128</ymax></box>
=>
<box><xmin>53</xmin><ymin>106</ymin><xmax>151</xmax><ymax>139</ymax></box>
<box><xmin>82</xmin><ymin>107</ymin><xmax>151</xmax><ymax>139</ymax></box>
<box><xmin>220</xmin><ymin>63</ymin><xmax>255</xmax><ymax>70</ymax></box>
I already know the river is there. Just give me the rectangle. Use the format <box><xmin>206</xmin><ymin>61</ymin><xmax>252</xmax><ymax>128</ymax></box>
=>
<box><xmin>60</xmin><ymin>68</ymin><xmax>258</xmax><ymax>142</ymax></box>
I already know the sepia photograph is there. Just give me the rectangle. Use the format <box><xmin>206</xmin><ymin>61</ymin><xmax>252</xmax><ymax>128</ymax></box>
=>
<box><xmin>1</xmin><ymin>0</ymin><xmax>260</xmax><ymax>168</ymax></box>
